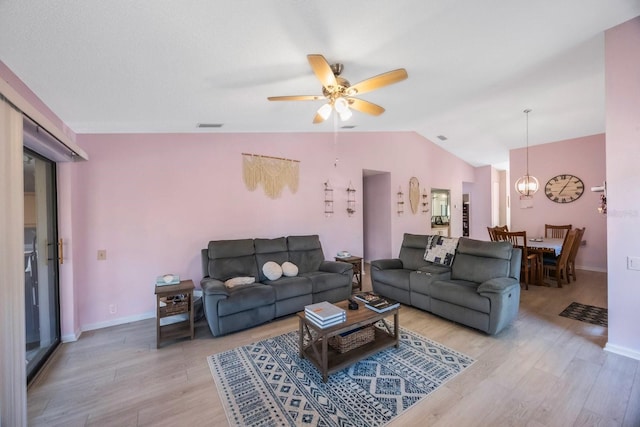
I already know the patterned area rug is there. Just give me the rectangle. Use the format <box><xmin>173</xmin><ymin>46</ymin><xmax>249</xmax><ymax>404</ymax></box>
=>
<box><xmin>559</xmin><ymin>302</ymin><xmax>608</xmax><ymax>327</ymax></box>
<box><xmin>207</xmin><ymin>327</ymin><xmax>474</xmax><ymax>427</ymax></box>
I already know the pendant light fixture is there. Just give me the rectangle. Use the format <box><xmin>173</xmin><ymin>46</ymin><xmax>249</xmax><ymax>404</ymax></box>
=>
<box><xmin>515</xmin><ymin>109</ymin><xmax>539</xmax><ymax>196</ymax></box>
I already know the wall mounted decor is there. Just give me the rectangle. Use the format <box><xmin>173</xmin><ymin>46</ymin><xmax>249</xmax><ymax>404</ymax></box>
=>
<box><xmin>409</xmin><ymin>177</ymin><xmax>420</xmax><ymax>214</ymax></box>
<box><xmin>545</xmin><ymin>174</ymin><xmax>584</xmax><ymax>204</ymax></box>
<box><xmin>347</xmin><ymin>182</ymin><xmax>356</xmax><ymax>216</ymax></box>
<box><xmin>324</xmin><ymin>181</ymin><xmax>334</xmax><ymax>217</ymax></box>
<box><xmin>397</xmin><ymin>186</ymin><xmax>404</xmax><ymax>216</ymax></box>
<box><xmin>422</xmin><ymin>188</ymin><xmax>429</xmax><ymax>214</ymax></box>
<box><xmin>242</xmin><ymin>153</ymin><xmax>299</xmax><ymax>199</ymax></box>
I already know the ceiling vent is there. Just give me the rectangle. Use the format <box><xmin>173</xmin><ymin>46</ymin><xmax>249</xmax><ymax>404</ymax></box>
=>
<box><xmin>197</xmin><ymin>123</ymin><xmax>224</xmax><ymax>128</ymax></box>
<box><xmin>437</xmin><ymin>135</ymin><xmax>448</xmax><ymax>141</ymax></box>
<box><xmin>341</xmin><ymin>125</ymin><xmax>357</xmax><ymax>129</ymax></box>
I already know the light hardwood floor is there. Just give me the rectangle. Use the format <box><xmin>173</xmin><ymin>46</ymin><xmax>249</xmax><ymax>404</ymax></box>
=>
<box><xmin>28</xmin><ymin>267</ymin><xmax>640</xmax><ymax>427</ymax></box>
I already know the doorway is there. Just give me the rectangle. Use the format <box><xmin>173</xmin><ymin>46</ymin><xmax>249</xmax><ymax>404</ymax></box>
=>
<box><xmin>24</xmin><ymin>149</ymin><xmax>60</xmax><ymax>383</ymax></box>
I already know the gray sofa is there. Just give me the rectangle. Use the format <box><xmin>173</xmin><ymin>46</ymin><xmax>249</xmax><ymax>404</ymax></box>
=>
<box><xmin>371</xmin><ymin>234</ymin><xmax>521</xmax><ymax>335</ymax></box>
<box><xmin>200</xmin><ymin>235</ymin><xmax>353</xmax><ymax>337</ymax></box>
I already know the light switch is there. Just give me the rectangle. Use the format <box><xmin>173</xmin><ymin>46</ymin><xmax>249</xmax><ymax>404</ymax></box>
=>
<box><xmin>627</xmin><ymin>256</ymin><xmax>640</xmax><ymax>271</ymax></box>
<box><xmin>97</xmin><ymin>250</ymin><xmax>107</xmax><ymax>261</ymax></box>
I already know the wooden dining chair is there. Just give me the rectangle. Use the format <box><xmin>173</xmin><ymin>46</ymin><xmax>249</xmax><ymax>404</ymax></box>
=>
<box><xmin>567</xmin><ymin>227</ymin><xmax>585</xmax><ymax>282</ymax></box>
<box><xmin>494</xmin><ymin>229</ymin><xmax>537</xmax><ymax>289</ymax></box>
<box><xmin>543</xmin><ymin>228</ymin><xmax>578</xmax><ymax>287</ymax></box>
<box><xmin>487</xmin><ymin>225</ymin><xmax>508</xmax><ymax>242</ymax></box>
<box><xmin>545</xmin><ymin>224</ymin><xmax>572</xmax><ymax>239</ymax></box>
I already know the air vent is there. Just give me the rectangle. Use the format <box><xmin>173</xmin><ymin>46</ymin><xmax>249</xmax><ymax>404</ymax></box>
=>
<box><xmin>197</xmin><ymin>123</ymin><xmax>224</xmax><ymax>128</ymax></box>
<box><xmin>437</xmin><ymin>135</ymin><xmax>448</xmax><ymax>141</ymax></box>
<box><xmin>341</xmin><ymin>125</ymin><xmax>357</xmax><ymax>129</ymax></box>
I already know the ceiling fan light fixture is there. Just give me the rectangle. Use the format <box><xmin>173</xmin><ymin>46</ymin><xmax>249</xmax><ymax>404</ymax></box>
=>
<box><xmin>338</xmin><ymin>108</ymin><xmax>352</xmax><ymax>121</ymax></box>
<box><xmin>317</xmin><ymin>103</ymin><xmax>332</xmax><ymax>120</ymax></box>
<box><xmin>334</xmin><ymin>97</ymin><xmax>349</xmax><ymax>114</ymax></box>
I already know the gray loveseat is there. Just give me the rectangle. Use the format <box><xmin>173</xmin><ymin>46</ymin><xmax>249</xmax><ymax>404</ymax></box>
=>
<box><xmin>371</xmin><ymin>234</ymin><xmax>521</xmax><ymax>335</ymax></box>
<box><xmin>200</xmin><ymin>235</ymin><xmax>353</xmax><ymax>337</ymax></box>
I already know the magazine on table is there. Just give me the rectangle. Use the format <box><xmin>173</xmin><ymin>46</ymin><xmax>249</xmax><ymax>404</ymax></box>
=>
<box><xmin>353</xmin><ymin>291</ymin><xmax>380</xmax><ymax>304</ymax></box>
<box><xmin>365</xmin><ymin>296</ymin><xmax>400</xmax><ymax>313</ymax></box>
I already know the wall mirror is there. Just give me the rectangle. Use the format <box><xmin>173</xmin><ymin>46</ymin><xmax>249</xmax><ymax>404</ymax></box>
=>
<box><xmin>431</xmin><ymin>189</ymin><xmax>450</xmax><ymax>226</ymax></box>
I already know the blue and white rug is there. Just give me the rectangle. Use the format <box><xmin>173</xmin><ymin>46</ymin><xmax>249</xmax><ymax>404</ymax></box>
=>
<box><xmin>207</xmin><ymin>327</ymin><xmax>474</xmax><ymax>426</ymax></box>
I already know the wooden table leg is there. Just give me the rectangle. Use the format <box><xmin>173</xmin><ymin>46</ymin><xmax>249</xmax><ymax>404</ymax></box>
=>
<box><xmin>394</xmin><ymin>311</ymin><xmax>400</xmax><ymax>348</ymax></box>
<box><xmin>298</xmin><ymin>318</ymin><xmax>304</xmax><ymax>359</ymax></box>
<box><xmin>322</xmin><ymin>335</ymin><xmax>328</xmax><ymax>383</ymax></box>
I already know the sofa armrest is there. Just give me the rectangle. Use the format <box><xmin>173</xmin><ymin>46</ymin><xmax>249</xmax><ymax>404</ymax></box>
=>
<box><xmin>370</xmin><ymin>258</ymin><xmax>403</xmax><ymax>271</ymax></box>
<box><xmin>200</xmin><ymin>277</ymin><xmax>229</xmax><ymax>297</ymax></box>
<box><xmin>477</xmin><ymin>277</ymin><xmax>520</xmax><ymax>294</ymax></box>
<box><xmin>320</xmin><ymin>260</ymin><xmax>353</xmax><ymax>275</ymax></box>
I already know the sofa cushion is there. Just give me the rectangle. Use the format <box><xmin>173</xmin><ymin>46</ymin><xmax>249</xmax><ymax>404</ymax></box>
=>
<box><xmin>301</xmin><ymin>270</ymin><xmax>350</xmax><ymax>294</ymax></box>
<box><xmin>372</xmin><ymin>269</ymin><xmax>411</xmax><ymax>291</ymax></box>
<box><xmin>207</xmin><ymin>239</ymin><xmax>259</xmax><ymax>280</ymax></box>
<box><xmin>287</xmin><ymin>235</ymin><xmax>324</xmax><ymax>274</ymax></box>
<box><xmin>224</xmin><ymin>276</ymin><xmax>255</xmax><ymax>288</ymax></box>
<box><xmin>431</xmin><ymin>279</ymin><xmax>491</xmax><ymax>314</ymax></box>
<box><xmin>450</xmin><ymin>238</ymin><xmax>513</xmax><ymax>284</ymax></box>
<box><xmin>424</xmin><ymin>236</ymin><xmax>459</xmax><ymax>266</ymax></box>
<box><xmin>263</xmin><ymin>276</ymin><xmax>312</xmax><ymax>300</ymax></box>
<box><xmin>282</xmin><ymin>261</ymin><xmax>299</xmax><ymax>277</ymax></box>
<box><xmin>262</xmin><ymin>261</ymin><xmax>283</xmax><ymax>281</ymax></box>
<box><xmin>398</xmin><ymin>233</ymin><xmax>431</xmax><ymax>270</ymax></box>
<box><xmin>217</xmin><ymin>283</ymin><xmax>275</xmax><ymax>317</ymax></box>
<box><xmin>255</xmin><ymin>237</ymin><xmax>289</xmax><ymax>282</ymax></box>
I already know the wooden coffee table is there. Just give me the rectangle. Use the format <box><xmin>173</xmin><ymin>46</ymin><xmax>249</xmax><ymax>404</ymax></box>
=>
<box><xmin>297</xmin><ymin>299</ymin><xmax>399</xmax><ymax>382</ymax></box>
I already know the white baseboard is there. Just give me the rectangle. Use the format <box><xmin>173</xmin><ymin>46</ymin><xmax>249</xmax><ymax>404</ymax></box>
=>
<box><xmin>576</xmin><ymin>264</ymin><xmax>607</xmax><ymax>273</ymax></box>
<box><xmin>604</xmin><ymin>343</ymin><xmax>640</xmax><ymax>361</ymax></box>
<box><xmin>81</xmin><ymin>311</ymin><xmax>156</xmax><ymax>333</ymax></box>
<box><xmin>61</xmin><ymin>329</ymin><xmax>81</xmax><ymax>343</ymax></box>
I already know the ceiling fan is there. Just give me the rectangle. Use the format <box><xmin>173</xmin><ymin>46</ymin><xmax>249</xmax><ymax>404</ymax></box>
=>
<box><xmin>268</xmin><ymin>54</ymin><xmax>408</xmax><ymax>124</ymax></box>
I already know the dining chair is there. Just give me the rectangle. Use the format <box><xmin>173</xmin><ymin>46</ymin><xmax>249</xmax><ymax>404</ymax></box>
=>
<box><xmin>545</xmin><ymin>224</ymin><xmax>572</xmax><ymax>239</ymax></box>
<box><xmin>494</xmin><ymin>229</ymin><xmax>537</xmax><ymax>289</ymax></box>
<box><xmin>567</xmin><ymin>227</ymin><xmax>585</xmax><ymax>282</ymax></box>
<box><xmin>487</xmin><ymin>225</ymin><xmax>508</xmax><ymax>242</ymax></box>
<box><xmin>543</xmin><ymin>228</ymin><xmax>578</xmax><ymax>287</ymax></box>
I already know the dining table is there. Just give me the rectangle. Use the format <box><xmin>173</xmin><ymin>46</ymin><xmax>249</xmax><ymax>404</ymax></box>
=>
<box><xmin>526</xmin><ymin>237</ymin><xmax>565</xmax><ymax>285</ymax></box>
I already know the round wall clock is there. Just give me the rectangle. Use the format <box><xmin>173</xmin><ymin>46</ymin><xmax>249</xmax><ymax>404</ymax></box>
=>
<box><xmin>545</xmin><ymin>174</ymin><xmax>585</xmax><ymax>203</ymax></box>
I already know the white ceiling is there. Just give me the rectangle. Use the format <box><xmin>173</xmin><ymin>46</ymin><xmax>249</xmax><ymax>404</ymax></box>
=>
<box><xmin>1</xmin><ymin>1</ymin><xmax>639</xmax><ymax>169</ymax></box>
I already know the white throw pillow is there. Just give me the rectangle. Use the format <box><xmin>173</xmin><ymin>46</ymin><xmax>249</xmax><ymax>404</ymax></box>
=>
<box><xmin>224</xmin><ymin>276</ymin><xmax>255</xmax><ymax>289</ymax></box>
<box><xmin>281</xmin><ymin>261</ymin><xmax>298</xmax><ymax>277</ymax></box>
<box><xmin>262</xmin><ymin>261</ymin><xmax>283</xmax><ymax>281</ymax></box>
<box><xmin>424</xmin><ymin>236</ymin><xmax>459</xmax><ymax>266</ymax></box>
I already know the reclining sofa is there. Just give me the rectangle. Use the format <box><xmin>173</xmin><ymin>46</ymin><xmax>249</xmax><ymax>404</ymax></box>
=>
<box><xmin>200</xmin><ymin>235</ymin><xmax>353</xmax><ymax>336</ymax></box>
<box><xmin>371</xmin><ymin>234</ymin><xmax>521</xmax><ymax>335</ymax></box>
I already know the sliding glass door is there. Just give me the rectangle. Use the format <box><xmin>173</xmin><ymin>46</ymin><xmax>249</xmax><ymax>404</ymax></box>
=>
<box><xmin>24</xmin><ymin>148</ymin><xmax>60</xmax><ymax>383</ymax></box>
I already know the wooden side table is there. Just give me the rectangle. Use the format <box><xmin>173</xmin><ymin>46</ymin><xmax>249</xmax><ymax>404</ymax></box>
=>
<box><xmin>335</xmin><ymin>255</ymin><xmax>363</xmax><ymax>292</ymax></box>
<box><xmin>155</xmin><ymin>279</ymin><xmax>195</xmax><ymax>348</ymax></box>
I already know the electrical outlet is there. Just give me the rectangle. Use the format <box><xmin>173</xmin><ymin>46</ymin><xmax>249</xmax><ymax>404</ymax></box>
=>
<box><xmin>97</xmin><ymin>250</ymin><xmax>107</xmax><ymax>260</ymax></box>
<box><xmin>109</xmin><ymin>304</ymin><xmax>117</xmax><ymax>314</ymax></box>
<box><xmin>627</xmin><ymin>256</ymin><xmax>640</xmax><ymax>271</ymax></box>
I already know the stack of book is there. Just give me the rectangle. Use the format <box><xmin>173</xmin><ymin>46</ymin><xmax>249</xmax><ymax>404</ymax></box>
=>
<box><xmin>354</xmin><ymin>292</ymin><xmax>399</xmax><ymax>313</ymax></box>
<box><xmin>304</xmin><ymin>301</ymin><xmax>346</xmax><ymax>328</ymax></box>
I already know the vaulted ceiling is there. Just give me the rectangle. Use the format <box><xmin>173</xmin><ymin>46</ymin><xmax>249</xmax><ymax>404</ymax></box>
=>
<box><xmin>1</xmin><ymin>1</ymin><xmax>639</xmax><ymax>169</ymax></box>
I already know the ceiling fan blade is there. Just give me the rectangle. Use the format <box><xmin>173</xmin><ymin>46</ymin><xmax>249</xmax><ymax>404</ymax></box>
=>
<box><xmin>312</xmin><ymin>113</ymin><xmax>326</xmax><ymax>124</ymax></box>
<box><xmin>348</xmin><ymin>98</ymin><xmax>385</xmax><ymax>116</ymax></box>
<box><xmin>307</xmin><ymin>54</ymin><xmax>338</xmax><ymax>91</ymax></box>
<box><xmin>268</xmin><ymin>95</ymin><xmax>324</xmax><ymax>101</ymax></box>
<box><xmin>349</xmin><ymin>68</ymin><xmax>408</xmax><ymax>95</ymax></box>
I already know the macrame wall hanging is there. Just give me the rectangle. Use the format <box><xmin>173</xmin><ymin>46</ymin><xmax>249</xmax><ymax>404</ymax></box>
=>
<box><xmin>242</xmin><ymin>153</ymin><xmax>300</xmax><ymax>199</ymax></box>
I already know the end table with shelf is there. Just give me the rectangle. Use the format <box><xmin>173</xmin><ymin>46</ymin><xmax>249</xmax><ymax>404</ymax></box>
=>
<box><xmin>335</xmin><ymin>255</ymin><xmax>363</xmax><ymax>292</ymax></box>
<box><xmin>155</xmin><ymin>279</ymin><xmax>195</xmax><ymax>348</ymax></box>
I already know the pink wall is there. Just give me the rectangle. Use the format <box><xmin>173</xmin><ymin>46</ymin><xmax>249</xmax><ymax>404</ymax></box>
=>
<box><xmin>469</xmin><ymin>166</ymin><xmax>493</xmax><ymax>240</ymax></box>
<box><xmin>605</xmin><ymin>16</ymin><xmax>640</xmax><ymax>359</ymax></box>
<box><xmin>510</xmin><ymin>134</ymin><xmax>607</xmax><ymax>272</ymax></box>
<box><xmin>71</xmin><ymin>131</ymin><xmax>476</xmax><ymax>332</ymax></box>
